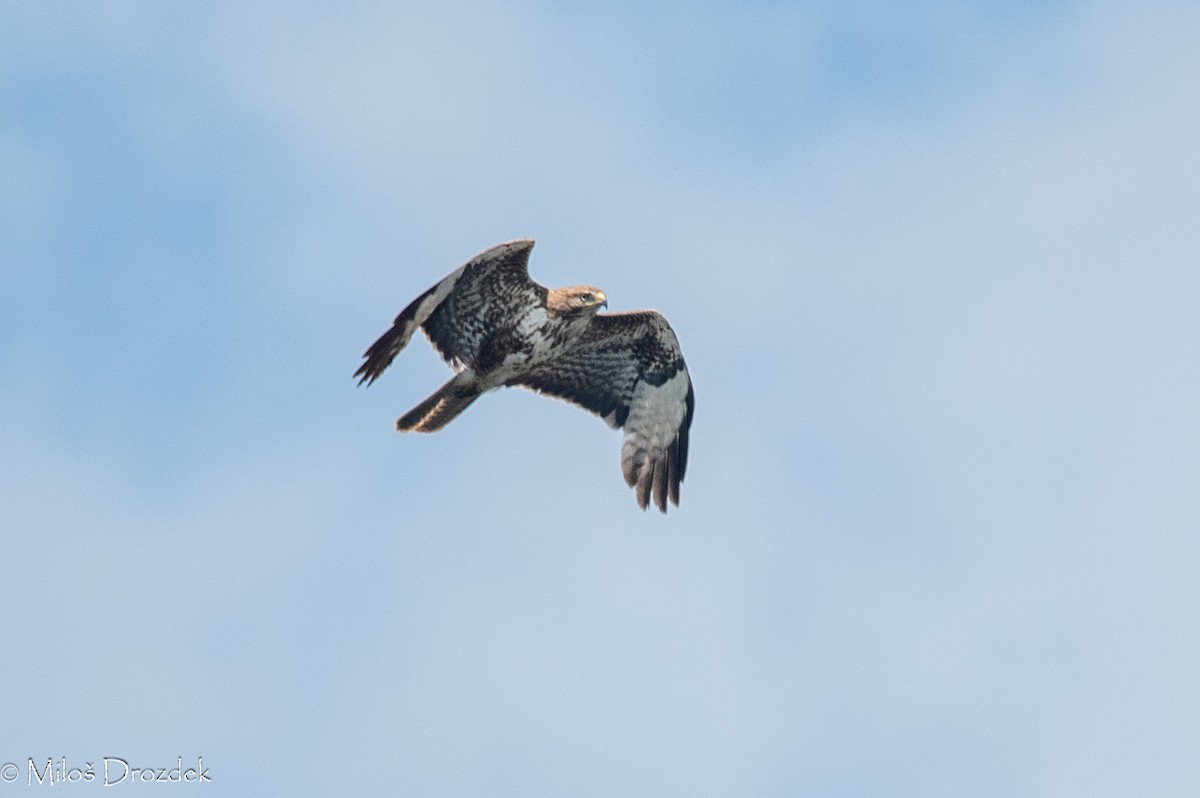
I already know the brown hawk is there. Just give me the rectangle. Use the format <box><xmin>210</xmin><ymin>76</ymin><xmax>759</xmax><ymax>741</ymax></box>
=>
<box><xmin>355</xmin><ymin>238</ymin><xmax>694</xmax><ymax>512</ymax></box>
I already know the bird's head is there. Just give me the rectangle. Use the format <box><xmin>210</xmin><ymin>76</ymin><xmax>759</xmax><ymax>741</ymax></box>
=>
<box><xmin>549</xmin><ymin>285</ymin><xmax>608</xmax><ymax>316</ymax></box>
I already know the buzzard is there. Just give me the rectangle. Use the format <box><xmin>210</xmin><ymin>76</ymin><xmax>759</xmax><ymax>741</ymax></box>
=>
<box><xmin>354</xmin><ymin>238</ymin><xmax>694</xmax><ymax>512</ymax></box>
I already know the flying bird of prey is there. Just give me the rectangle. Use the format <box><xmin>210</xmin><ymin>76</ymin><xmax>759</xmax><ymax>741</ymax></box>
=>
<box><xmin>354</xmin><ymin>238</ymin><xmax>694</xmax><ymax>512</ymax></box>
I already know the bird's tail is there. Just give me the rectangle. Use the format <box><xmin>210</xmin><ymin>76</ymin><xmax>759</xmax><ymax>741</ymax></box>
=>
<box><xmin>396</xmin><ymin>373</ymin><xmax>482</xmax><ymax>433</ymax></box>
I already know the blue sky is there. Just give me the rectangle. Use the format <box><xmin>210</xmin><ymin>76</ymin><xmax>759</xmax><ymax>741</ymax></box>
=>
<box><xmin>2</xmin><ymin>2</ymin><xmax>1198</xmax><ymax>795</ymax></box>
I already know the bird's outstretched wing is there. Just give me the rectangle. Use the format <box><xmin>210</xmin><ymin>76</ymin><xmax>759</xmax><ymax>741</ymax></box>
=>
<box><xmin>516</xmin><ymin>311</ymin><xmax>694</xmax><ymax>512</ymax></box>
<box><xmin>354</xmin><ymin>238</ymin><xmax>544</xmax><ymax>385</ymax></box>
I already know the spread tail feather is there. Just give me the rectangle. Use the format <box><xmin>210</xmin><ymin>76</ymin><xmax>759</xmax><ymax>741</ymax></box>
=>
<box><xmin>396</xmin><ymin>375</ymin><xmax>482</xmax><ymax>433</ymax></box>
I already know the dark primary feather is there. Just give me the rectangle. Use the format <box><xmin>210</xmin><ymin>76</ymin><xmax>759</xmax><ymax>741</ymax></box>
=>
<box><xmin>421</xmin><ymin>249</ymin><xmax>545</xmax><ymax>369</ymax></box>
<box><xmin>354</xmin><ymin>239</ymin><xmax>540</xmax><ymax>385</ymax></box>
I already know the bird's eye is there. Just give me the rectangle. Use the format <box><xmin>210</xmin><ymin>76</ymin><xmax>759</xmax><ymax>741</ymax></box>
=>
<box><xmin>580</xmin><ymin>293</ymin><xmax>593</xmax><ymax>303</ymax></box>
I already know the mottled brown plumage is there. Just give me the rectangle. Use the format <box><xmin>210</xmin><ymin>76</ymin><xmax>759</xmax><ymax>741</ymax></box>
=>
<box><xmin>355</xmin><ymin>238</ymin><xmax>694</xmax><ymax>512</ymax></box>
